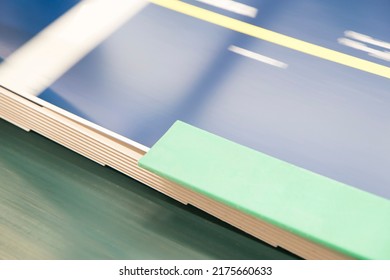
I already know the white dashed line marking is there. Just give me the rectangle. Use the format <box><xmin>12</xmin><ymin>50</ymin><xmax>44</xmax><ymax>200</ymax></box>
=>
<box><xmin>195</xmin><ymin>0</ymin><xmax>258</xmax><ymax>18</ymax></box>
<box><xmin>344</xmin><ymin>30</ymin><xmax>390</xmax><ymax>50</ymax></box>
<box><xmin>228</xmin><ymin>45</ymin><xmax>288</xmax><ymax>68</ymax></box>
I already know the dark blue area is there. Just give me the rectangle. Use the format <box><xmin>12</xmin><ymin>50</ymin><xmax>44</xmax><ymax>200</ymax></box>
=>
<box><xmin>0</xmin><ymin>0</ymin><xmax>78</xmax><ymax>57</ymax></box>
<box><xmin>0</xmin><ymin>0</ymin><xmax>79</xmax><ymax>34</ymax></box>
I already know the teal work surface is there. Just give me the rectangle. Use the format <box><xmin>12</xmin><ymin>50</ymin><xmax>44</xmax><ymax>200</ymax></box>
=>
<box><xmin>139</xmin><ymin>121</ymin><xmax>390</xmax><ymax>260</ymax></box>
<box><xmin>0</xmin><ymin>119</ymin><xmax>297</xmax><ymax>259</ymax></box>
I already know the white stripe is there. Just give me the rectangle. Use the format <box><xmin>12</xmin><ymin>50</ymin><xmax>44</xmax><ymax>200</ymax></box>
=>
<box><xmin>195</xmin><ymin>0</ymin><xmax>258</xmax><ymax>18</ymax></box>
<box><xmin>368</xmin><ymin>51</ymin><xmax>390</xmax><ymax>62</ymax></box>
<box><xmin>344</xmin><ymin>30</ymin><xmax>390</xmax><ymax>50</ymax></box>
<box><xmin>0</xmin><ymin>0</ymin><xmax>148</xmax><ymax>96</ymax></box>
<box><xmin>338</xmin><ymin>38</ymin><xmax>372</xmax><ymax>53</ymax></box>
<box><xmin>228</xmin><ymin>45</ymin><xmax>288</xmax><ymax>68</ymax></box>
<box><xmin>338</xmin><ymin>38</ymin><xmax>390</xmax><ymax>62</ymax></box>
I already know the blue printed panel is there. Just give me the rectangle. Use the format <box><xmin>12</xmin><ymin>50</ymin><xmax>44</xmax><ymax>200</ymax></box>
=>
<box><xmin>1</xmin><ymin>1</ymin><xmax>386</xmax><ymax>199</ymax></box>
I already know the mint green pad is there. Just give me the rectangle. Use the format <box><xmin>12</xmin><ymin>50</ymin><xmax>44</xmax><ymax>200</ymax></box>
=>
<box><xmin>138</xmin><ymin>121</ymin><xmax>390</xmax><ymax>259</ymax></box>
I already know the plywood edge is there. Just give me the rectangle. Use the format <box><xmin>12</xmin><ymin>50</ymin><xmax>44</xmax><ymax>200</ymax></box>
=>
<box><xmin>0</xmin><ymin>87</ymin><xmax>351</xmax><ymax>259</ymax></box>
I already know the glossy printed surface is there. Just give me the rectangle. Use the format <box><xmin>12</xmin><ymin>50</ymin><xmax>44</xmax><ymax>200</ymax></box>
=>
<box><xmin>36</xmin><ymin>1</ymin><xmax>390</xmax><ymax>199</ymax></box>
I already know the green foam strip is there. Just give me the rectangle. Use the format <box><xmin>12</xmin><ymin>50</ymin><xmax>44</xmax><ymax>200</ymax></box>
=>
<box><xmin>138</xmin><ymin>121</ymin><xmax>390</xmax><ymax>259</ymax></box>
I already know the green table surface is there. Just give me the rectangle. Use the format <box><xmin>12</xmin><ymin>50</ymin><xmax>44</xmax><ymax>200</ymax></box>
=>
<box><xmin>0</xmin><ymin>119</ymin><xmax>298</xmax><ymax>259</ymax></box>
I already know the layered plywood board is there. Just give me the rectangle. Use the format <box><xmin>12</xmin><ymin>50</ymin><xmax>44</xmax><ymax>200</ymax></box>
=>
<box><xmin>1</xmin><ymin>0</ymin><xmax>390</xmax><ymax>259</ymax></box>
<box><xmin>0</xmin><ymin>87</ymin><xmax>352</xmax><ymax>259</ymax></box>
